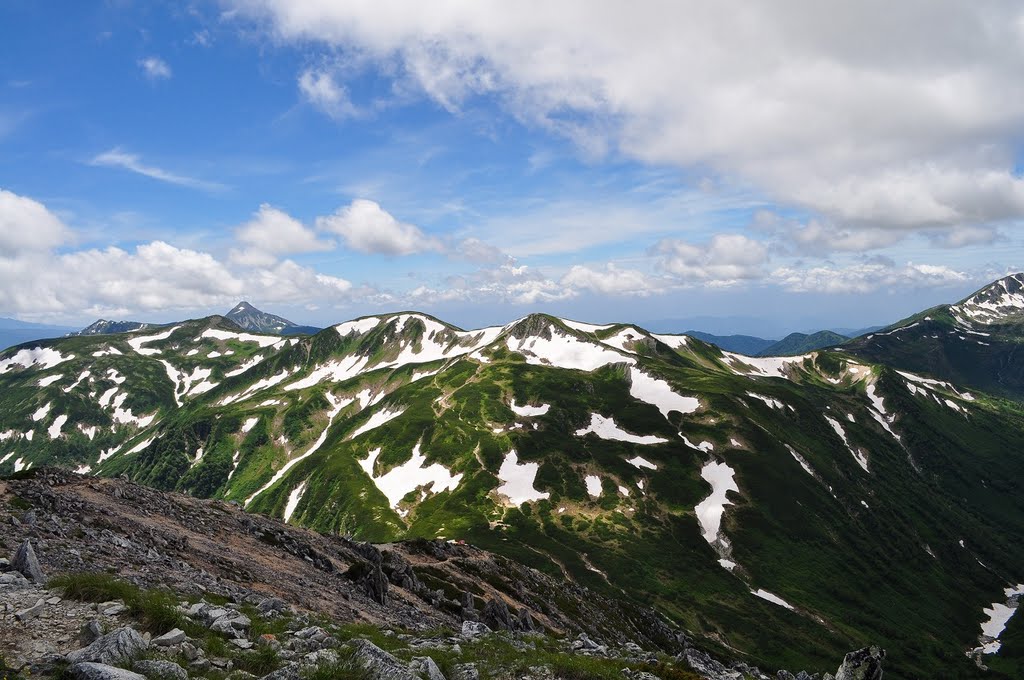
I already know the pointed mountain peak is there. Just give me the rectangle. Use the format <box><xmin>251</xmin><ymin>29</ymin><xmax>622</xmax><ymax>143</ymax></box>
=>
<box><xmin>224</xmin><ymin>301</ymin><xmax>300</xmax><ymax>334</ymax></box>
<box><xmin>952</xmin><ymin>273</ymin><xmax>1024</xmax><ymax>325</ymax></box>
<box><xmin>230</xmin><ymin>301</ymin><xmax>257</xmax><ymax>313</ymax></box>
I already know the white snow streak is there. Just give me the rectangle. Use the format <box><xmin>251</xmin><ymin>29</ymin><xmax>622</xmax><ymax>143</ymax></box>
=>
<box><xmin>694</xmin><ymin>461</ymin><xmax>738</xmax><ymax>544</ymax></box>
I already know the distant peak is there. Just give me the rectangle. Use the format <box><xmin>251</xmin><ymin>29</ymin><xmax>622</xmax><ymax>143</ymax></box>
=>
<box><xmin>952</xmin><ymin>273</ymin><xmax>1024</xmax><ymax>325</ymax></box>
<box><xmin>230</xmin><ymin>301</ymin><xmax>257</xmax><ymax>312</ymax></box>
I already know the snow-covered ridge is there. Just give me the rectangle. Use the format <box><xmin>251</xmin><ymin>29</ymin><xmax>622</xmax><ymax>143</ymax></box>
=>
<box><xmin>952</xmin><ymin>274</ymin><xmax>1024</xmax><ymax>325</ymax></box>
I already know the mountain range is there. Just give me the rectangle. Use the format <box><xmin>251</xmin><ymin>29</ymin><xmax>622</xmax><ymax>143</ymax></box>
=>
<box><xmin>3</xmin><ymin>275</ymin><xmax>1024</xmax><ymax>678</ymax></box>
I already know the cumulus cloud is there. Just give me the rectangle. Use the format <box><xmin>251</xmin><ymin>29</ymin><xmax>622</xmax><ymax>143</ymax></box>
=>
<box><xmin>0</xmin><ymin>188</ymin><xmax>70</xmax><ymax>255</ymax></box>
<box><xmin>0</xmin><ymin>190</ymin><xmax>366</xmax><ymax>319</ymax></box>
<box><xmin>561</xmin><ymin>264</ymin><xmax>662</xmax><ymax>296</ymax></box>
<box><xmin>298</xmin><ymin>68</ymin><xmax>359</xmax><ymax>119</ymax></box>
<box><xmin>317</xmin><ymin>199</ymin><xmax>443</xmax><ymax>255</ymax></box>
<box><xmin>90</xmin><ymin>148</ymin><xmax>226</xmax><ymax>192</ymax></box>
<box><xmin>228</xmin><ymin>1</ymin><xmax>1024</xmax><ymax>239</ymax></box>
<box><xmin>231</xmin><ymin>203</ymin><xmax>335</xmax><ymax>266</ymax></box>
<box><xmin>653</xmin><ymin>234</ymin><xmax>768</xmax><ymax>285</ymax></box>
<box><xmin>770</xmin><ymin>261</ymin><xmax>970</xmax><ymax>294</ymax></box>
<box><xmin>139</xmin><ymin>56</ymin><xmax>172</xmax><ymax>80</ymax></box>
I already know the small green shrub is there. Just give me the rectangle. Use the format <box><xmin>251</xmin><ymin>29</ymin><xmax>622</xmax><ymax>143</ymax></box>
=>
<box><xmin>233</xmin><ymin>644</ymin><xmax>279</xmax><ymax>676</ymax></box>
<box><xmin>50</xmin><ymin>572</ymin><xmax>139</xmax><ymax>603</ymax></box>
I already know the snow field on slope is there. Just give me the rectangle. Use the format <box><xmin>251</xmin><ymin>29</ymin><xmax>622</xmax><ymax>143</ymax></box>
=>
<box><xmin>360</xmin><ymin>442</ymin><xmax>463</xmax><ymax>511</ymax></box>
<box><xmin>574</xmin><ymin>413</ymin><xmax>668</xmax><ymax>444</ymax></box>
<box><xmin>0</xmin><ymin>347</ymin><xmax>76</xmax><ymax>373</ymax></box>
<box><xmin>628</xmin><ymin>367</ymin><xmax>699</xmax><ymax>418</ymax></box>
<box><xmin>509</xmin><ymin>400</ymin><xmax>550</xmax><ymax>417</ymax></box>
<box><xmin>495</xmin><ymin>450</ymin><xmax>549</xmax><ymax>505</ymax></box>
<box><xmin>348</xmin><ymin>406</ymin><xmax>406</xmax><ymax>440</ymax></box>
<box><xmin>824</xmin><ymin>415</ymin><xmax>869</xmax><ymax>472</ymax></box>
<box><xmin>694</xmin><ymin>461</ymin><xmax>738</xmax><ymax>544</ymax></box>
<box><xmin>126</xmin><ymin>326</ymin><xmax>180</xmax><ymax>355</ymax></box>
<box><xmin>507</xmin><ymin>329</ymin><xmax>634</xmax><ymax>372</ymax></box>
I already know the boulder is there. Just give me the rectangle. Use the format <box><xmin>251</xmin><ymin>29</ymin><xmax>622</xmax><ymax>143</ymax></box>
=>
<box><xmin>15</xmin><ymin>598</ymin><xmax>45</xmax><ymax>622</ymax></box>
<box><xmin>460</xmin><ymin>621</ymin><xmax>491</xmax><ymax>639</ymax></box>
<box><xmin>0</xmin><ymin>571</ymin><xmax>30</xmax><ymax>589</ymax></box>
<box><xmin>835</xmin><ymin>646</ymin><xmax>885</xmax><ymax>680</ymax></box>
<box><xmin>67</xmin><ymin>662</ymin><xmax>147</xmax><ymax>680</ymax></box>
<box><xmin>350</xmin><ymin>639</ymin><xmax>417</xmax><ymax>680</ymax></box>
<box><xmin>152</xmin><ymin>628</ymin><xmax>187</xmax><ymax>646</ymax></box>
<box><xmin>79</xmin><ymin>620</ymin><xmax>104</xmax><ymax>646</ymax></box>
<box><xmin>132</xmin><ymin>660</ymin><xmax>189</xmax><ymax>680</ymax></box>
<box><xmin>411</xmin><ymin>656</ymin><xmax>447</xmax><ymax>680</ymax></box>
<box><xmin>12</xmin><ymin>539</ymin><xmax>46</xmax><ymax>583</ymax></box>
<box><xmin>67</xmin><ymin>627</ymin><xmax>149</xmax><ymax>666</ymax></box>
<box><xmin>480</xmin><ymin>599</ymin><xmax>513</xmax><ymax>631</ymax></box>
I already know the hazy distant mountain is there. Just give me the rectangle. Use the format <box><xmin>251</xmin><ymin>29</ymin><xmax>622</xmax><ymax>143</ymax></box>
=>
<box><xmin>0</xmin><ymin>317</ymin><xmax>77</xmax><ymax>351</ymax></box>
<box><xmin>758</xmin><ymin>330</ymin><xmax>849</xmax><ymax>356</ymax></box>
<box><xmin>683</xmin><ymin>330</ymin><xmax>774</xmax><ymax>355</ymax></box>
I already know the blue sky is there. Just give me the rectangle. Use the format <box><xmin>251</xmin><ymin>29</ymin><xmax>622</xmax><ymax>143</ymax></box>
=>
<box><xmin>2</xmin><ymin>1</ymin><xmax>1022</xmax><ymax>334</ymax></box>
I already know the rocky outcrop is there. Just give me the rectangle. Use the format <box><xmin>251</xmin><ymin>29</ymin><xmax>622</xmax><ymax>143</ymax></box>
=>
<box><xmin>66</xmin><ymin>627</ymin><xmax>148</xmax><ymax>666</ymax></box>
<box><xmin>834</xmin><ymin>646</ymin><xmax>885</xmax><ymax>680</ymax></box>
<box><xmin>11</xmin><ymin>540</ymin><xmax>46</xmax><ymax>584</ymax></box>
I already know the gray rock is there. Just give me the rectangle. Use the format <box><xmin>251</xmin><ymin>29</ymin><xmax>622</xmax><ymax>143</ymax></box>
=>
<box><xmin>834</xmin><ymin>646</ymin><xmax>885</xmax><ymax>680</ymax></box>
<box><xmin>301</xmin><ymin>649</ymin><xmax>339</xmax><ymax>667</ymax></box>
<box><xmin>257</xmin><ymin>597</ymin><xmax>288</xmax><ymax>615</ymax></box>
<box><xmin>260</xmin><ymin>662</ymin><xmax>300</xmax><ymax>680</ymax></box>
<box><xmin>80</xmin><ymin>620</ymin><xmax>104</xmax><ymax>646</ymax></box>
<box><xmin>0</xmin><ymin>571</ymin><xmax>30</xmax><ymax>588</ymax></box>
<box><xmin>132</xmin><ymin>660</ymin><xmax>189</xmax><ymax>680</ymax></box>
<box><xmin>67</xmin><ymin>662</ymin><xmax>147</xmax><ymax>680</ymax></box>
<box><xmin>449</xmin><ymin>664</ymin><xmax>480</xmax><ymax>680</ymax></box>
<box><xmin>231</xmin><ymin>639</ymin><xmax>254</xmax><ymax>650</ymax></box>
<box><xmin>67</xmin><ymin>627</ymin><xmax>149</xmax><ymax>666</ymax></box>
<box><xmin>682</xmin><ymin>648</ymin><xmax>743</xmax><ymax>680</ymax></box>
<box><xmin>411</xmin><ymin>656</ymin><xmax>446</xmax><ymax>680</ymax></box>
<box><xmin>350</xmin><ymin>639</ymin><xmax>417</xmax><ymax>680</ymax></box>
<box><xmin>153</xmin><ymin>628</ymin><xmax>187</xmax><ymax>646</ymax></box>
<box><xmin>15</xmin><ymin>598</ymin><xmax>45</xmax><ymax>621</ymax></box>
<box><xmin>12</xmin><ymin>539</ymin><xmax>46</xmax><ymax>583</ymax></box>
<box><xmin>460</xmin><ymin>621</ymin><xmax>491</xmax><ymax>639</ymax></box>
<box><xmin>480</xmin><ymin>599</ymin><xmax>513</xmax><ymax>631</ymax></box>
<box><xmin>210</xmin><ymin>613</ymin><xmax>252</xmax><ymax>636</ymax></box>
<box><xmin>103</xmin><ymin>604</ymin><xmax>129</xmax><ymax>616</ymax></box>
<box><xmin>0</xmin><ymin>556</ymin><xmax>10</xmax><ymax>571</ymax></box>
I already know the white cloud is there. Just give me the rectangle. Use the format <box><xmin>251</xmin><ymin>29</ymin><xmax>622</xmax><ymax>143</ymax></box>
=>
<box><xmin>229</xmin><ymin>1</ymin><xmax>1024</xmax><ymax>240</ymax></box>
<box><xmin>232</xmin><ymin>204</ymin><xmax>334</xmax><ymax>265</ymax></box>
<box><xmin>0</xmin><ymin>188</ymin><xmax>70</xmax><ymax>255</ymax></box>
<box><xmin>298</xmin><ymin>68</ymin><xmax>358</xmax><ymax>119</ymax></box>
<box><xmin>90</xmin><ymin>148</ymin><xmax>226</xmax><ymax>193</ymax></box>
<box><xmin>561</xmin><ymin>264</ymin><xmax>662</xmax><ymax>296</ymax></box>
<box><xmin>770</xmin><ymin>261</ymin><xmax>970</xmax><ymax>294</ymax></box>
<box><xmin>139</xmin><ymin>56</ymin><xmax>172</xmax><ymax>80</ymax></box>
<box><xmin>317</xmin><ymin>198</ymin><xmax>443</xmax><ymax>255</ymax></box>
<box><xmin>654</xmin><ymin>234</ymin><xmax>768</xmax><ymax>285</ymax></box>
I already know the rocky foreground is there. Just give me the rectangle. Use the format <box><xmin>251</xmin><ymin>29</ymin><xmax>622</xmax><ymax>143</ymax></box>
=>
<box><xmin>0</xmin><ymin>469</ymin><xmax>883</xmax><ymax>680</ymax></box>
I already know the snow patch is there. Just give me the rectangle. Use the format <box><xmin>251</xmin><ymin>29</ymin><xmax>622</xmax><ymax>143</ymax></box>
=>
<box><xmin>285</xmin><ymin>355</ymin><xmax>368</xmax><ymax>391</ymax></box>
<box><xmin>510</xmin><ymin>400</ymin><xmax>551</xmax><ymax>417</ymax></box>
<box><xmin>824</xmin><ymin>415</ymin><xmax>869</xmax><ymax>472</ymax></box>
<box><xmin>200</xmin><ymin>328</ymin><xmax>281</xmax><ymax>348</ymax></box>
<box><xmin>360</xmin><ymin>442</ymin><xmax>463</xmax><ymax>509</ymax></box>
<box><xmin>627</xmin><ymin>456</ymin><xmax>658</xmax><ymax>470</ymax></box>
<box><xmin>752</xmin><ymin>589</ymin><xmax>795</xmax><ymax>610</ymax></box>
<box><xmin>126</xmin><ymin>326</ymin><xmax>180</xmax><ymax>355</ymax></box>
<box><xmin>47</xmin><ymin>414</ymin><xmax>68</xmax><ymax>439</ymax></box>
<box><xmin>32</xmin><ymin>402</ymin><xmax>52</xmax><ymax>422</ymax></box>
<box><xmin>694</xmin><ymin>461</ymin><xmax>738</xmax><ymax>544</ymax></box>
<box><xmin>746</xmin><ymin>392</ymin><xmax>783</xmax><ymax>410</ymax></box>
<box><xmin>0</xmin><ymin>346</ymin><xmax>75</xmax><ymax>373</ymax></box>
<box><xmin>629</xmin><ymin>367</ymin><xmax>699</xmax><ymax>418</ymax></box>
<box><xmin>495</xmin><ymin>450</ymin><xmax>549</xmax><ymax>505</ymax></box>
<box><xmin>575</xmin><ymin>413</ymin><xmax>667</xmax><ymax>444</ymax></box>
<box><xmin>241</xmin><ymin>417</ymin><xmax>259</xmax><ymax>433</ymax></box>
<box><xmin>335</xmin><ymin>317</ymin><xmax>380</xmax><ymax>336</ymax></box>
<box><xmin>37</xmin><ymin>374</ymin><xmax>62</xmax><ymax>387</ymax></box>
<box><xmin>585</xmin><ymin>475</ymin><xmax>602</xmax><ymax>498</ymax></box>
<box><xmin>283</xmin><ymin>481</ymin><xmax>308</xmax><ymax>523</ymax></box>
<box><xmin>507</xmin><ymin>328</ymin><xmax>634</xmax><ymax>372</ymax></box>
<box><xmin>348</xmin><ymin>406</ymin><xmax>406</xmax><ymax>440</ymax></box>
<box><xmin>560</xmin><ymin>319</ymin><xmax>614</xmax><ymax>333</ymax></box>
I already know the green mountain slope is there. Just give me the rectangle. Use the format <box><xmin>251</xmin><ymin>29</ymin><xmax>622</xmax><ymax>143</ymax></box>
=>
<box><xmin>758</xmin><ymin>330</ymin><xmax>848</xmax><ymax>356</ymax></box>
<box><xmin>846</xmin><ymin>274</ymin><xmax>1024</xmax><ymax>400</ymax></box>
<box><xmin>1</xmin><ymin>304</ymin><xmax>1023</xmax><ymax>678</ymax></box>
